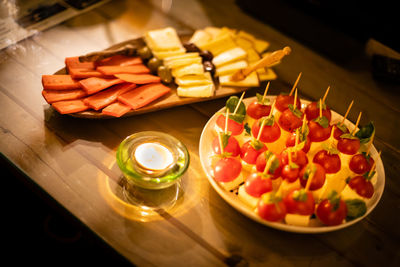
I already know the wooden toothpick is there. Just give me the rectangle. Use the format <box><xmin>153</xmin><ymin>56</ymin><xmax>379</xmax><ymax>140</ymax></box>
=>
<box><xmin>351</xmin><ymin>112</ymin><xmax>362</xmax><ymax>136</ymax></box>
<box><xmin>262</xmin><ymin>82</ymin><xmax>270</xmax><ymax>102</ymax></box>
<box><xmin>322</xmin><ymin>86</ymin><xmax>330</xmax><ymax>103</ymax></box>
<box><xmin>368</xmin><ymin>151</ymin><xmax>381</xmax><ymax>177</ymax></box>
<box><xmin>341</xmin><ymin>100</ymin><xmax>354</xmax><ymax>124</ymax></box>
<box><xmin>304</xmin><ymin>164</ymin><xmax>315</xmax><ymax>191</ymax></box>
<box><xmin>233</xmin><ymin>91</ymin><xmax>245</xmax><ymax>115</ymax></box>
<box><xmin>293</xmin><ymin>88</ymin><xmax>298</xmax><ymax>109</ymax></box>
<box><xmin>290</xmin><ymin>72</ymin><xmax>302</xmax><ymax>96</ymax></box>
<box><xmin>319</xmin><ymin>98</ymin><xmax>323</xmax><ymax>118</ymax></box>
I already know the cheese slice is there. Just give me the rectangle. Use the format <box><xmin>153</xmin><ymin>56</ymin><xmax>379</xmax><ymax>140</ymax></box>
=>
<box><xmin>279</xmin><ymin>179</ymin><xmax>301</xmax><ymax>198</ymax></box>
<box><xmin>177</xmin><ymin>83</ymin><xmax>215</xmax><ymax>98</ymax></box>
<box><xmin>165</xmin><ymin>57</ymin><xmax>202</xmax><ymax>69</ymax></box>
<box><xmin>175</xmin><ymin>72</ymin><xmax>212</xmax><ymax>86</ymax></box>
<box><xmin>163</xmin><ymin>52</ymin><xmax>200</xmax><ymax>64</ymax></box>
<box><xmin>254</xmin><ymin>39</ymin><xmax>270</xmax><ymax>54</ymax></box>
<box><xmin>198</xmin><ymin>32</ymin><xmax>237</xmax><ymax>56</ymax></box>
<box><xmin>172</xmin><ymin>63</ymin><xmax>204</xmax><ymax>77</ymax></box>
<box><xmin>246</xmin><ymin>48</ymin><xmax>261</xmax><ymax>63</ymax></box>
<box><xmin>152</xmin><ymin>48</ymin><xmax>186</xmax><ymax>60</ymax></box>
<box><xmin>258</xmin><ymin>68</ymin><xmax>277</xmax><ymax>81</ymax></box>
<box><xmin>189</xmin><ymin>30</ymin><xmax>212</xmax><ymax>47</ymax></box>
<box><xmin>238</xmin><ymin>185</ymin><xmax>260</xmax><ymax>209</ymax></box>
<box><xmin>212</xmin><ymin>47</ymin><xmax>247</xmax><ymax>67</ymax></box>
<box><xmin>145</xmin><ymin>27</ymin><xmax>183</xmax><ymax>51</ymax></box>
<box><xmin>215</xmin><ymin>60</ymin><xmax>248</xmax><ymax>76</ymax></box>
<box><xmin>219</xmin><ymin>172</ymin><xmax>244</xmax><ymax>191</ymax></box>
<box><xmin>219</xmin><ymin>71</ymin><xmax>259</xmax><ymax>87</ymax></box>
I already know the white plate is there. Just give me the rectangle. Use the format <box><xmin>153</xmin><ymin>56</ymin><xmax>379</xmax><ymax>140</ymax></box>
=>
<box><xmin>199</xmin><ymin>96</ymin><xmax>385</xmax><ymax>233</ymax></box>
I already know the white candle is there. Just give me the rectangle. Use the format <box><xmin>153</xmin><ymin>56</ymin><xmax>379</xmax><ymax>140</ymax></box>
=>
<box><xmin>134</xmin><ymin>142</ymin><xmax>174</xmax><ymax>171</ymax></box>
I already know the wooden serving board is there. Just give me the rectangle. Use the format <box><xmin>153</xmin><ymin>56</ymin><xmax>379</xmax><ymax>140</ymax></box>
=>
<box><xmin>54</xmin><ymin>35</ymin><xmax>257</xmax><ymax>119</ymax></box>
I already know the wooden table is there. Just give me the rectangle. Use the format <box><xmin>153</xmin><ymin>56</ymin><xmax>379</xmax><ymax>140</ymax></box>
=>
<box><xmin>1</xmin><ymin>0</ymin><xmax>399</xmax><ymax>266</ymax></box>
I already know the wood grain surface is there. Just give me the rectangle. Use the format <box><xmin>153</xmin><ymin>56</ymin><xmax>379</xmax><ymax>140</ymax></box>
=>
<box><xmin>1</xmin><ymin>0</ymin><xmax>399</xmax><ymax>266</ymax></box>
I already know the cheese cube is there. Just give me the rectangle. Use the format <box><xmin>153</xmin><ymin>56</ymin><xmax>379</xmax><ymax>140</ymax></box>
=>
<box><xmin>215</xmin><ymin>60</ymin><xmax>248</xmax><ymax>76</ymax></box>
<box><xmin>219</xmin><ymin>71</ymin><xmax>259</xmax><ymax>87</ymax></box>
<box><xmin>177</xmin><ymin>83</ymin><xmax>215</xmax><ymax>98</ymax></box>
<box><xmin>285</xmin><ymin>214</ymin><xmax>310</xmax><ymax>227</ymax></box>
<box><xmin>212</xmin><ymin>47</ymin><xmax>247</xmax><ymax>67</ymax></box>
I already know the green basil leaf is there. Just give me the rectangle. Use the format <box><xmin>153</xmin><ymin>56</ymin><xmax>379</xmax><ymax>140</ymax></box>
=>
<box><xmin>229</xmin><ymin>113</ymin><xmax>245</xmax><ymax>124</ymax></box>
<box><xmin>363</xmin><ymin>170</ymin><xmax>376</xmax><ymax>181</ymax></box>
<box><xmin>316</xmin><ymin>101</ymin><xmax>327</xmax><ymax>110</ymax></box>
<box><xmin>256</xmin><ymin>93</ymin><xmax>270</xmax><ymax>105</ymax></box>
<box><xmin>259</xmin><ymin>115</ymin><xmax>275</xmax><ymax>126</ymax></box>
<box><xmin>327</xmin><ymin>190</ymin><xmax>341</xmax><ymax>211</ymax></box>
<box><xmin>289</xmin><ymin>162</ymin><xmax>299</xmax><ymax>169</ymax></box>
<box><xmin>355</xmin><ymin>121</ymin><xmax>375</xmax><ymax>144</ymax></box>
<box><xmin>345</xmin><ymin>199</ymin><xmax>367</xmax><ymax>221</ymax></box>
<box><xmin>293</xmin><ymin>189</ymin><xmax>308</xmax><ymax>202</ymax></box>
<box><xmin>288</xmin><ymin>104</ymin><xmax>303</xmax><ymax>118</ymax></box>
<box><xmin>336</xmin><ymin>122</ymin><xmax>348</xmax><ymax>133</ymax></box>
<box><xmin>269</xmin><ymin>158</ymin><xmax>280</xmax><ymax>174</ymax></box>
<box><xmin>314</xmin><ymin>116</ymin><xmax>329</xmax><ymax>128</ymax></box>
<box><xmin>322</xmin><ymin>143</ymin><xmax>339</xmax><ymax>154</ymax></box>
<box><xmin>220</xmin><ymin>132</ymin><xmax>231</xmax><ymax>149</ymax></box>
<box><xmin>244</xmin><ymin>122</ymin><xmax>251</xmax><ymax>135</ymax></box>
<box><xmin>251</xmin><ymin>138</ymin><xmax>265</xmax><ymax>150</ymax></box>
<box><xmin>340</xmin><ymin>133</ymin><xmax>359</xmax><ymax>140</ymax></box>
<box><xmin>226</xmin><ymin>96</ymin><xmax>246</xmax><ymax>116</ymax></box>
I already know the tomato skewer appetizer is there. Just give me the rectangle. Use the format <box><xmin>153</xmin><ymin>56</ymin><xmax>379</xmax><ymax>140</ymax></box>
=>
<box><xmin>349</xmin><ymin>136</ymin><xmax>375</xmax><ymax>175</ymax></box>
<box><xmin>286</xmin><ymin>116</ymin><xmax>311</xmax><ymax>153</ymax></box>
<box><xmin>316</xmin><ymin>190</ymin><xmax>348</xmax><ymax>226</ymax></box>
<box><xmin>273</xmin><ymin>72</ymin><xmax>302</xmax><ymax>120</ymax></box>
<box><xmin>215</xmin><ymin>92</ymin><xmax>246</xmax><ymax>136</ymax></box>
<box><xmin>333</xmin><ymin>100</ymin><xmax>353</xmax><ymax>141</ymax></box>
<box><xmin>256</xmin><ymin>151</ymin><xmax>283</xmax><ymax>190</ymax></box>
<box><xmin>257</xmin><ymin>191</ymin><xmax>287</xmax><ymax>222</ymax></box>
<box><xmin>212</xmin><ymin>109</ymin><xmax>240</xmax><ymax>157</ymax></box>
<box><xmin>305</xmin><ymin>86</ymin><xmax>332</xmax><ymax>122</ymax></box>
<box><xmin>246</xmin><ymin>82</ymin><xmax>272</xmax><ymax>126</ymax></box>
<box><xmin>278</xmin><ymin>88</ymin><xmax>304</xmax><ymax>132</ymax></box>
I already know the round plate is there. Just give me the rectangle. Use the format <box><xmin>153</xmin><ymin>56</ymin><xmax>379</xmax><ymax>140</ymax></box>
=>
<box><xmin>199</xmin><ymin>96</ymin><xmax>385</xmax><ymax>233</ymax></box>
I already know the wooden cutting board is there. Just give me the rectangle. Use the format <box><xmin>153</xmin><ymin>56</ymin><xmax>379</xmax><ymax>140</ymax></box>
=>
<box><xmin>54</xmin><ymin>35</ymin><xmax>256</xmax><ymax>119</ymax></box>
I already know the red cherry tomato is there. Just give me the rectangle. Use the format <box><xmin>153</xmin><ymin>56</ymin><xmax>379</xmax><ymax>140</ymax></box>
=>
<box><xmin>240</xmin><ymin>140</ymin><xmax>267</xmax><ymax>165</ymax></box>
<box><xmin>305</xmin><ymin>102</ymin><xmax>332</xmax><ymax>122</ymax></box>
<box><xmin>349</xmin><ymin>154</ymin><xmax>374</xmax><ymax>174</ymax></box>
<box><xmin>244</xmin><ymin>172</ymin><xmax>273</xmax><ymax>197</ymax></box>
<box><xmin>257</xmin><ymin>194</ymin><xmax>287</xmax><ymax>222</ymax></box>
<box><xmin>216</xmin><ymin>114</ymin><xmax>243</xmax><ymax>136</ymax></box>
<box><xmin>286</xmin><ymin>131</ymin><xmax>311</xmax><ymax>153</ymax></box>
<box><xmin>281</xmin><ymin>164</ymin><xmax>300</xmax><ymax>183</ymax></box>
<box><xmin>313</xmin><ymin>150</ymin><xmax>341</xmax><ymax>174</ymax></box>
<box><xmin>337</xmin><ymin>137</ymin><xmax>360</xmax><ymax>155</ymax></box>
<box><xmin>275</xmin><ymin>94</ymin><xmax>301</xmax><ymax>112</ymax></box>
<box><xmin>213</xmin><ymin>157</ymin><xmax>242</xmax><ymax>183</ymax></box>
<box><xmin>308</xmin><ymin>120</ymin><xmax>332</xmax><ymax>142</ymax></box>
<box><xmin>255</xmin><ymin>152</ymin><xmax>282</xmax><ymax>179</ymax></box>
<box><xmin>348</xmin><ymin>176</ymin><xmax>374</xmax><ymax>198</ymax></box>
<box><xmin>212</xmin><ymin>135</ymin><xmax>240</xmax><ymax>157</ymax></box>
<box><xmin>284</xmin><ymin>189</ymin><xmax>315</xmax><ymax>215</ymax></box>
<box><xmin>281</xmin><ymin>150</ymin><xmax>309</xmax><ymax>168</ymax></box>
<box><xmin>316</xmin><ymin>198</ymin><xmax>347</xmax><ymax>226</ymax></box>
<box><xmin>251</xmin><ymin>119</ymin><xmax>281</xmax><ymax>143</ymax></box>
<box><xmin>334</xmin><ymin>124</ymin><xmax>349</xmax><ymax>140</ymax></box>
<box><xmin>278</xmin><ymin>108</ymin><xmax>303</xmax><ymax>132</ymax></box>
<box><xmin>247</xmin><ymin>101</ymin><xmax>271</xmax><ymax>119</ymax></box>
<box><xmin>299</xmin><ymin>163</ymin><xmax>326</xmax><ymax>190</ymax></box>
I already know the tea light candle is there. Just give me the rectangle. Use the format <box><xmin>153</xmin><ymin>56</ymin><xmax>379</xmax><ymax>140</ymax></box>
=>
<box><xmin>134</xmin><ymin>142</ymin><xmax>174</xmax><ymax>171</ymax></box>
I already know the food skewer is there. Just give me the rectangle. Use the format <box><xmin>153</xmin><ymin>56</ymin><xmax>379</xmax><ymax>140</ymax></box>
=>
<box><xmin>341</xmin><ymin>100</ymin><xmax>354</xmax><ymax>124</ymax></box>
<box><xmin>322</xmin><ymin>86</ymin><xmax>330</xmax><ymax>104</ymax></box>
<box><xmin>262</xmin><ymin>82</ymin><xmax>270</xmax><ymax>102</ymax></box>
<box><xmin>289</xmin><ymin>72</ymin><xmax>302</xmax><ymax>96</ymax></box>
<box><xmin>351</xmin><ymin>112</ymin><xmax>363</xmax><ymax>136</ymax></box>
<box><xmin>230</xmin><ymin>46</ymin><xmax>292</xmax><ymax>81</ymax></box>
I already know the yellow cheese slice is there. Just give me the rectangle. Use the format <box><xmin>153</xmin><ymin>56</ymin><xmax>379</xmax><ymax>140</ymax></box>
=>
<box><xmin>212</xmin><ymin>47</ymin><xmax>247</xmax><ymax>67</ymax></box>
<box><xmin>215</xmin><ymin>60</ymin><xmax>248</xmax><ymax>76</ymax></box>
<box><xmin>177</xmin><ymin>83</ymin><xmax>215</xmax><ymax>98</ymax></box>
<box><xmin>235</xmin><ymin>37</ymin><xmax>254</xmax><ymax>50</ymax></box>
<box><xmin>198</xmin><ymin>32</ymin><xmax>237</xmax><ymax>56</ymax></box>
<box><xmin>175</xmin><ymin>72</ymin><xmax>213</xmax><ymax>86</ymax></box>
<box><xmin>172</xmin><ymin>63</ymin><xmax>204</xmax><ymax>77</ymax></box>
<box><xmin>152</xmin><ymin>48</ymin><xmax>186</xmax><ymax>60</ymax></box>
<box><xmin>258</xmin><ymin>68</ymin><xmax>277</xmax><ymax>81</ymax></box>
<box><xmin>238</xmin><ymin>185</ymin><xmax>260</xmax><ymax>209</ymax></box>
<box><xmin>219</xmin><ymin>71</ymin><xmax>259</xmax><ymax>87</ymax></box>
<box><xmin>165</xmin><ymin>57</ymin><xmax>202</xmax><ymax>69</ymax></box>
<box><xmin>204</xmin><ymin>26</ymin><xmax>222</xmax><ymax>38</ymax></box>
<box><xmin>254</xmin><ymin>39</ymin><xmax>270</xmax><ymax>54</ymax></box>
<box><xmin>285</xmin><ymin>214</ymin><xmax>310</xmax><ymax>227</ymax></box>
<box><xmin>246</xmin><ymin>48</ymin><xmax>261</xmax><ymax>63</ymax></box>
<box><xmin>189</xmin><ymin>30</ymin><xmax>212</xmax><ymax>47</ymax></box>
<box><xmin>219</xmin><ymin>172</ymin><xmax>244</xmax><ymax>191</ymax></box>
<box><xmin>145</xmin><ymin>27</ymin><xmax>183</xmax><ymax>51</ymax></box>
<box><xmin>164</xmin><ymin>52</ymin><xmax>200</xmax><ymax>64</ymax></box>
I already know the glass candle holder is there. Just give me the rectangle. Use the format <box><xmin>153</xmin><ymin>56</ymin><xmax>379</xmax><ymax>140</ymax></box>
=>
<box><xmin>116</xmin><ymin>131</ymin><xmax>190</xmax><ymax>190</ymax></box>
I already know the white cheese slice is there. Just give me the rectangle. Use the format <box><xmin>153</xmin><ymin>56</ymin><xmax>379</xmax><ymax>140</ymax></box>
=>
<box><xmin>177</xmin><ymin>83</ymin><xmax>215</xmax><ymax>98</ymax></box>
<box><xmin>189</xmin><ymin>30</ymin><xmax>212</xmax><ymax>47</ymax></box>
<box><xmin>215</xmin><ymin>60</ymin><xmax>248</xmax><ymax>76</ymax></box>
<box><xmin>212</xmin><ymin>47</ymin><xmax>247</xmax><ymax>67</ymax></box>
<box><xmin>163</xmin><ymin>52</ymin><xmax>200</xmax><ymax>64</ymax></box>
<box><xmin>165</xmin><ymin>57</ymin><xmax>202</xmax><ymax>69</ymax></box>
<box><xmin>175</xmin><ymin>72</ymin><xmax>213</xmax><ymax>87</ymax></box>
<box><xmin>152</xmin><ymin>48</ymin><xmax>186</xmax><ymax>60</ymax></box>
<box><xmin>145</xmin><ymin>27</ymin><xmax>183</xmax><ymax>51</ymax></box>
<box><xmin>219</xmin><ymin>71</ymin><xmax>259</xmax><ymax>87</ymax></box>
<box><xmin>254</xmin><ymin>39</ymin><xmax>270</xmax><ymax>54</ymax></box>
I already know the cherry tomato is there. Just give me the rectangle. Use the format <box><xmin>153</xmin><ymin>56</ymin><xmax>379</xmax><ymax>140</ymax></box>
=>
<box><xmin>247</xmin><ymin>101</ymin><xmax>271</xmax><ymax>119</ymax></box>
<box><xmin>212</xmin><ymin>135</ymin><xmax>240</xmax><ymax>157</ymax></box>
<box><xmin>216</xmin><ymin>114</ymin><xmax>243</xmax><ymax>136</ymax></box>
<box><xmin>275</xmin><ymin>94</ymin><xmax>301</xmax><ymax>112</ymax></box>
<box><xmin>349</xmin><ymin>154</ymin><xmax>374</xmax><ymax>174</ymax></box>
<box><xmin>281</xmin><ymin>150</ymin><xmax>309</xmax><ymax>168</ymax></box>
<box><xmin>240</xmin><ymin>140</ymin><xmax>267</xmax><ymax>165</ymax></box>
<box><xmin>213</xmin><ymin>157</ymin><xmax>242</xmax><ymax>183</ymax></box>
<box><xmin>313</xmin><ymin>150</ymin><xmax>341</xmax><ymax>174</ymax></box>
<box><xmin>334</xmin><ymin>124</ymin><xmax>349</xmax><ymax>140</ymax></box>
<box><xmin>286</xmin><ymin>131</ymin><xmax>311</xmax><ymax>153</ymax></box>
<box><xmin>251</xmin><ymin>119</ymin><xmax>281</xmax><ymax>143</ymax></box>
<box><xmin>281</xmin><ymin>164</ymin><xmax>300</xmax><ymax>183</ymax></box>
<box><xmin>257</xmin><ymin>193</ymin><xmax>287</xmax><ymax>222</ymax></box>
<box><xmin>316</xmin><ymin>197</ymin><xmax>347</xmax><ymax>226</ymax></box>
<box><xmin>348</xmin><ymin>176</ymin><xmax>374</xmax><ymax>198</ymax></box>
<box><xmin>244</xmin><ymin>172</ymin><xmax>273</xmax><ymax>198</ymax></box>
<box><xmin>337</xmin><ymin>137</ymin><xmax>360</xmax><ymax>155</ymax></box>
<box><xmin>299</xmin><ymin>163</ymin><xmax>326</xmax><ymax>190</ymax></box>
<box><xmin>255</xmin><ymin>152</ymin><xmax>282</xmax><ymax>179</ymax></box>
<box><xmin>278</xmin><ymin>108</ymin><xmax>303</xmax><ymax>132</ymax></box>
<box><xmin>305</xmin><ymin>101</ymin><xmax>332</xmax><ymax>122</ymax></box>
<box><xmin>308</xmin><ymin>120</ymin><xmax>332</xmax><ymax>142</ymax></box>
<box><xmin>284</xmin><ymin>189</ymin><xmax>315</xmax><ymax>215</ymax></box>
